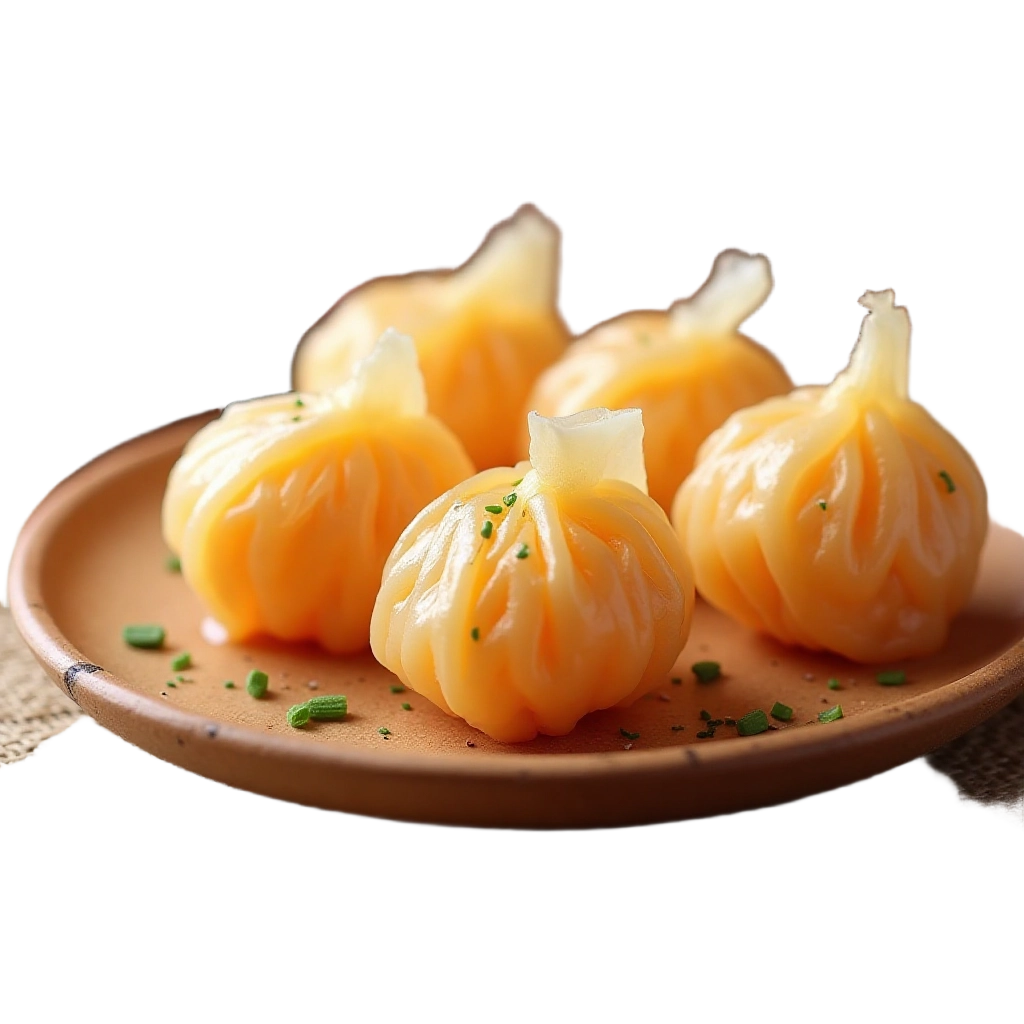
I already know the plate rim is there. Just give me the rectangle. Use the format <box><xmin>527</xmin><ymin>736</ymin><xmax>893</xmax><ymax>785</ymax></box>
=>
<box><xmin>9</xmin><ymin>412</ymin><xmax>1024</xmax><ymax>823</ymax></box>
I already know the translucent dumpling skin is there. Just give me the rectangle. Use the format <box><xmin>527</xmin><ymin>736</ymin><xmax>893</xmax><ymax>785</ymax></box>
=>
<box><xmin>370</xmin><ymin>409</ymin><xmax>694</xmax><ymax>742</ymax></box>
<box><xmin>672</xmin><ymin>291</ymin><xmax>988</xmax><ymax>663</ymax></box>
<box><xmin>524</xmin><ymin>250</ymin><xmax>792</xmax><ymax>510</ymax></box>
<box><xmin>292</xmin><ymin>205</ymin><xmax>571</xmax><ymax>469</ymax></box>
<box><xmin>164</xmin><ymin>331</ymin><xmax>474</xmax><ymax>653</ymax></box>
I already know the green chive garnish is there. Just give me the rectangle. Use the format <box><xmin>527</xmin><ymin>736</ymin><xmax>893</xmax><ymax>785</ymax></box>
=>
<box><xmin>401</xmin><ymin>702</ymin><xmax>412</xmax><ymax>711</ymax></box>
<box><xmin>122</xmin><ymin>624</ymin><xmax>166</xmax><ymax>649</ymax></box>
<box><xmin>246</xmin><ymin>670</ymin><xmax>269</xmax><ymax>699</ymax></box>
<box><xmin>503</xmin><ymin>493</ymin><xmax>517</xmax><ymax>507</ymax></box>
<box><xmin>378</xmin><ymin>727</ymin><xmax>392</xmax><ymax>736</ymax></box>
<box><xmin>877</xmin><ymin>670</ymin><xmax>906</xmax><ymax>686</ymax></box>
<box><xmin>165</xmin><ymin>554</ymin><xmax>182</xmax><ymax>572</ymax></box>
<box><xmin>292</xmin><ymin>416</ymin><xmax>301</xmax><ymax>423</ymax></box>
<box><xmin>724</xmin><ymin>718</ymin><xmax>736</xmax><ymax>726</ymax></box>
<box><xmin>699</xmin><ymin>709</ymin><xmax>711</xmax><ymax>721</ymax></box>
<box><xmin>620</xmin><ymin>728</ymin><xmax>640</xmax><ymax>741</ymax></box>
<box><xmin>481</xmin><ymin>520</ymin><xmax>494</xmax><ymax>539</ymax></box>
<box><xmin>696</xmin><ymin>731</ymin><xmax>710</xmax><ymax>739</ymax></box>
<box><xmin>170</xmin><ymin>652</ymin><xmax>191</xmax><ymax>672</ymax></box>
<box><xmin>223</xmin><ymin>680</ymin><xmax>235</xmax><ymax>689</ymax></box>
<box><xmin>670</xmin><ymin>676</ymin><xmax>682</xmax><ymax>685</ymax></box>
<box><xmin>691</xmin><ymin>661</ymin><xmax>721</xmax><ymax>683</ymax></box>
<box><xmin>389</xmin><ymin>684</ymin><xmax>406</xmax><ymax>694</ymax></box>
<box><xmin>737</xmin><ymin>709</ymin><xmax>770</xmax><ymax>736</ymax></box>
<box><xmin>287</xmin><ymin>703</ymin><xmax>311</xmax><ymax>728</ymax></box>
<box><xmin>827</xmin><ymin>677</ymin><xmax>841</xmax><ymax>690</ymax></box>
<box><xmin>938</xmin><ymin>470</ymin><xmax>956</xmax><ymax>493</ymax></box>
<box><xmin>484</xmin><ymin>504</ymin><xmax>503</xmax><ymax>514</ymax></box>
<box><xmin>166</xmin><ymin>680</ymin><xmax>177</xmax><ymax>688</ymax></box>
<box><xmin>817</xmin><ymin>500</ymin><xmax>828</xmax><ymax>511</ymax></box>
<box><xmin>307</xmin><ymin>695</ymin><xmax>348</xmax><ymax>720</ymax></box>
<box><xmin>294</xmin><ymin>398</ymin><xmax>305</xmax><ymax>408</ymax></box>
<box><xmin>516</xmin><ymin>544</ymin><xmax>529</xmax><ymax>559</ymax></box>
<box><xmin>511</xmin><ymin>478</ymin><xmax>523</xmax><ymax>487</ymax></box>
<box><xmin>471</xmin><ymin>627</ymin><xmax>480</xmax><ymax>641</ymax></box>
<box><xmin>770</xmin><ymin>701</ymin><xmax>793</xmax><ymax>722</ymax></box>
<box><xmin>818</xmin><ymin>704</ymin><xmax>844</xmax><ymax>723</ymax></box>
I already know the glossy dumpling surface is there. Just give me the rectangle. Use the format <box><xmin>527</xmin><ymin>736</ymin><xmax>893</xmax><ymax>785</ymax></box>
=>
<box><xmin>370</xmin><ymin>408</ymin><xmax>694</xmax><ymax>742</ymax></box>
<box><xmin>672</xmin><ymin>291</ymin><xmax>988</xmax><ymax>663</ymax></box>
<box><xmin>164</xmin><ymin>330</ymin><xmax>474</xmax><ymax>653</ymax></box>
<box><xmin>293</xmin><ymin>205</ymin><xmax>570</xmax><ymax>469</ymax></box>
<box><xmin>525</xmin><ymin>250</ymin><xmax>792</xmax><ymax>510</ymax></box>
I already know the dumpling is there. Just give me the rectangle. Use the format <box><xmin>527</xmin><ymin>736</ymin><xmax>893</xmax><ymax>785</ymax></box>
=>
<box><xmin>163</xmin><ymin>330</ymin><xmax>474</xmax><ymax>653</ymax></box>
<box><xmin>292</xmin><ymin>205</ymin><xmax>571</xmax><ymax>470</ymax></box>
<box><xmin>524</xmin><ymin>249</ymin><xmax>792</xmax><ymax>510</ymax></box>
<box><xmin>672</xmin><ymin>290</ymin><xmax>988</xmax><ymax>663</ymax></box>
<box><xmin>370</xmin><ymin>408</ymin><xmax>694</xmax><ymax>742</ymax></box>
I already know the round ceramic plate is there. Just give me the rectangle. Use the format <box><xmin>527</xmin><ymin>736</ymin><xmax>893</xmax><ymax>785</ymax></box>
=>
<box><xmin>10</xmin><ymin>412</ymin><xmax>1024</xmax><ymax>828</ymax></box>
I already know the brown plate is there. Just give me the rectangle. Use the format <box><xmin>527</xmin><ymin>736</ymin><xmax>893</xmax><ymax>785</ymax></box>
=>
<box><xmin>10</xmin><ymin>412</ymin><xmax>1024</xmax><ymax>828</ymax></box>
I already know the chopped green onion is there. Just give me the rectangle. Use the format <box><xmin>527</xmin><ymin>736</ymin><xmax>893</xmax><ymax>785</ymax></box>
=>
<box><xmin>292</xmin><ymin>416</ymin><xmax>301</xmax><ymax>423</ymax></box>
<box><xmin>378</xmin><ymin>727</ymin><xmax>392</xmax><ymax>736</ymax></box>
<box><xmin>938</xmin><ymin>470</ymin><xmax>956</xmax><ymax>493</ymax></box>
<box><xmin>122</xmin><ymin>624</ymin><xmax>166</xmax><ymax>649</ymax></box>
<box><xmin>818</xmin><ymin>704</ymin><xmax>844</xmax><ymax>723</ymax></box>
<box><xmin>294</xmin><ymin>398</ymin><xmax>305</xmax><ymax>408</ymax></box>
<box><xmin>827</xmin><ymin>677</ymin><xmax>841</xmax><ymax>690</ymax></box>
<box><xmin>401</xmin><ymin>702</ymin><xmax>412</xmax><ymax>711</ymax></box>
<box><xmin>817</xmin><ymin>500</ymin><xmax>828</xmax><ymax>511</ymax></box>
<box><xmin>770</xmin><ymin>701</ymin><xmax>793</xmax><ymax>722</ymax></box>
<box><xmin>691</xmin><ymin>661</ymin><xmax>721</xmax><ymax>683</ymax></box>
<box><xmin>170</xmin><ymin>652</ymin><xmax>192</xmax><ymax>672</ymax></box>
<box><xmin>516</xmin><ymin>544</ymin><xmax>529</xmax><ymax>559</ymax></box>
<box><xmin>166</xmin><ymin>680</ymin><xmax>177</xmax><ymax>688</ymax></box>
<box><xmin>480</xmin><ymin>521</ymin><xmax>494</xmax><ymax>539</ymax></box>
<box><xmin>484</xmin><ymin>504</ymin><xmax>504</xmax><ymax>514</ymax></box>
<box><xmin>287</xmin><ymin>703</ymin><xmax>311</xmax><ymax>728</ymax></box>
<box><xmin>699</xmin><ymin>709</ymin><xmax>711</xmax><ymax>721</ymax></box>
<box><xmin>503</xmin><ymin>492</ymin><xmax>517</xmax><ymax>507</ymax></box>
<box><xmin>471</xmin><ymin>627</ymin><xmax>480</xmax><ymax>641</ymax></box>
<box><xmin>877</xmin><ymin>670</ymin><xmax>906</xmax><ymax>686</ymax></box>
<box><xmin>736</xmin><ymin>709</ymin><xmax>770</xmax><ymax>736</ymax></box>
<box><xmin>724</xmin><ymin>718</ymin><xmax>736</xmax><ymax>727</ymax></box>
<box><xmin>511</xmin><ymin>477</ymin><xmax>523</xmax><ymax>487</ymax></box>
<box><xmin>306</xmin><ymin>695</ymin><xmax>348</xmax><ymax>720</ymax></box>
<box><xmin>696</xmin><ymin>730</ymin><xmax>710</xmax><ymax>739</ymax></box>
<box><xmin>223</xmin><ymin>680</ymin><xmax>235</xmax><ymax>689</ymax></box>
<box><xmin>165</xmin><ymin>554</ymin><xmax>182</xmax><ymax>572</ymax></box>
<box><xmin>620</xmin><ymin>728</ymin><xmax>640</xmax><ymax>741</ymax></box>
<box><xmin>389</xmin><ymin>684</ymin><xmax>406</xmax><ymax>694</ymax></box>
<box><xmin>670</xmin><ymin>676</ymin><xmax>682</xmax><ymax>686</ymax></box>
<box><xmin>246</xmin><ymin>670</ymin><xmax>269</xmax><ymax>699</ymax></box>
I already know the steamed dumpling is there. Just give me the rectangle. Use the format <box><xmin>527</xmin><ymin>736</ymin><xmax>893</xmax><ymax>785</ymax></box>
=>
<box><xmin>524</xmin><ymin>250</ymin><xmax>792</xmax><ymax>510</ymax></box>
<box><xmin>293</xmin><ymin>205</ymin><xmax>571</xmax><ymax>469</ymax></box>
<box><xmin>370</xmin><ymin>408</ymin><xmax>694</xmax><ymax>742</ymax></box>
<box><xmin>672</xmin><ymin>290</ymin><xmax>988</xmax><ymax>663</ymax></box>
<box><xmin>163</xmin><ymin>330</ymin><xmax>474</xmax><ymax>653</ymax></box>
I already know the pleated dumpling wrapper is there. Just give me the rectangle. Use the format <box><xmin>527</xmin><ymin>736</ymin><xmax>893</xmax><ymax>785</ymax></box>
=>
<box><xmin>672</xmin><ymin>290</ymin><xmax>988</xmax><ymax>663</ymax></box>
<box><xmin>370</xmin><ymin>408</ymin><xmax>695</xmax><ymax>742</ymax></box>
<box><xmin>163</xmin><ymin>330</ymin><xmax>475</xmax><ymax>654</ymax></box>
<box><xmin>292</xmin><ymin>205</ymin><xmax>571</xmax><ymax>470</ymax></box>
<box><xmin>524</xmin><ymin>249</ymin><xmax>792</xmax><ymax>510</ymax></box>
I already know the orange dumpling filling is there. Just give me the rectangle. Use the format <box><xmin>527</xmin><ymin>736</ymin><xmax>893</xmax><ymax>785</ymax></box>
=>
<box><xmin>672</xmin><ymin>291</ymin><xmax>988</xmax><ymax>663</ymax></box>
<box><xmin>370</xmin><ymin>408</ymin><xmax>694</xmax><ymax>742</ymax></box>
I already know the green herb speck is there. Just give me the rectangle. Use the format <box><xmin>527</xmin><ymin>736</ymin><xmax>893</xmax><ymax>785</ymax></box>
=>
<box><xmin>170</xmin><ymin>652</ymin><xmax>191</xmax><ymax>672</ymax></box>
<box><xmin>516</xmin><ymin>544</ymin><xmax>529</xmax><ymax>559</ymax></box>
<box><xmin>737</xmin><ymin>709</ymin><xmax>771</xmax><ymax>736</ymax></box>
<box><xmin>401</xmin><ymin>702</ymin><xmax>412</xmax><ymax>711</ymax></box>
<box><xmin>770</xmin><ymin>701</ymin><xmax>793</xmax><ymax>722</ymax></box>
<box><xmin>827</xmin><ymin>677</ymin><xmax>841</xmax><ymax>690</ymax></box>
<box><xmin>818</xmin><ymin>500</ymin><xmax>828</xmax><ymax>511</ymax></box>
<box><xmin>819</xmin><ymin>704</ymin><xmax>844</xmax><ymax>723</ymax></box>
<box><xmin>480</xmin><ymin>520</ymin><xmax>494</xmax><ymax>539</ymax></box>
<box><xmin>620</xmin><ymin>728</ymin><xmax>640</xmax><ymax>741</ymax></box>
<box><xmin>223</xmin><ymin>680</ymin><xmax>235</xmax><ymax>689</ymax></box>
<box><xmin>378</xmin><ymin>727</ymin><xmax>392</xmax><ymax>736</ymax></box>
<box><xmin>122</xmin><ymin>624</ymin><xmax>166</xmax><ymax>649</ymax></box>
<box><xmin>691</xmin><ymin>661</ymin><xmax>721</xmax><ymax>683</ymax></box>
<box><xmin>938</xmin><ymin>470</ymin><xmax>956</xmax><ymax>493</ymax></box>
<box><xmin>390</xmin><ymin>684</ymin><xmax>406</xmax><ymax>694</ymax></box>
<box><xmin>877</xmin><ymin>670</ymin><xmax>907</xmax><ymax>686</ymax></box>
<box><xmin>246</xmin><ymin>670</ymin><xmax>269</xmax><ymax>699</ymax></box>
<box><xmin>165</xmin><ymin>554</ymin><xmax>182</xmax><ymax>573</ymax></box>
<box><xmin>471</xmin><ymin>627</ymin><xmax>480</xmax><ymax>641</ymax></box>
<box><xmin>503</xmin><ymin>492</ymin><xmax>517</xmax><ymax>508</ymax></box>
<box><xmin>484</xmin><ymin>504</ymin><xmax>504</xmax><ymax>515</ymax></box>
